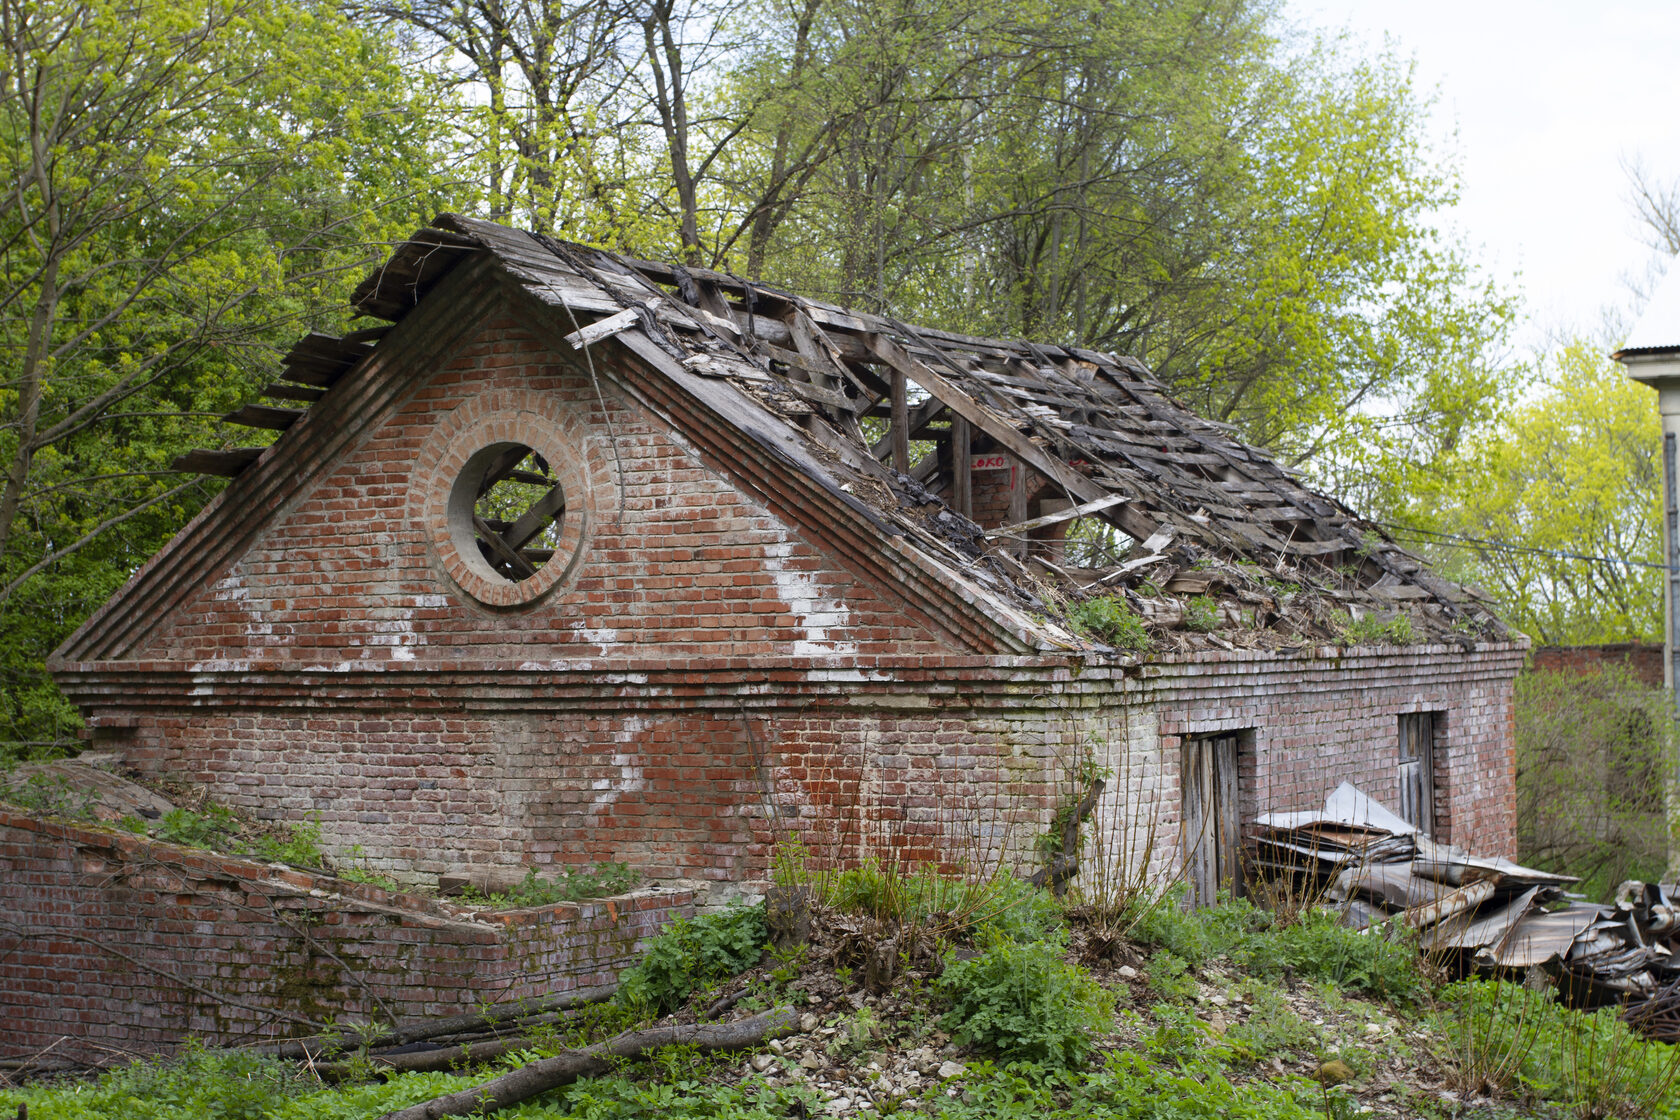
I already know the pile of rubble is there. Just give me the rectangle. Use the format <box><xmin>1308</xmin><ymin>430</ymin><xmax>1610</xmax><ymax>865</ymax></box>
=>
<box><xmin>1253</xmin><ymin>783</ymin><xmax>1680</xmax><ymax>1040</ymax></box>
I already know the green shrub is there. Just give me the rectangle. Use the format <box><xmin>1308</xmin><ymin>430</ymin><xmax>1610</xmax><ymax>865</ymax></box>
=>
<box><xmin>0</xmin><ymin>1043</ymin><xmax>311</xmax><ymax>1120</ymax></box>
<box><xmin>936</xmin><ymin>936</ymin><xmax>1114</xmax><ymax>1067</ymax></box>
<box><xmin>460</xmin><ymin>863</ymin><xmax>640</xmax><ymax>908</ymax></box>
<box><xmin>936</xmin><ymin>1051</ymin><xmax>1322</xmax><ymax>1119</ymax></box>
<box><xmin>617</xmin><ymin>902</ymin><xmax>768</xmax><ymax>1015</ymax></box>
<box><xmin>1066</xmin><ymin>595</ymin><xmax>1151</xmax><ymax>651</ymax></box>
<box><xmin>1143</xmin><ymin>951</ymin><xmax>1198</xmax><ymax>1004</ymax></box>
<box><xmin>809</xmin><ymin>854</ymin><xmax>1059</xmax><ymax>944</ymax></box>
<box><xmin>152</xmin><ymin>803</ymin><xmax>240</xmax><ymax>849</ymax></box>
<box><xmin>245</xmin><ymin>816</ymin><xmax>326</xmax><ymax>868</ymax></box>
<box><xmin>1127</xmin><ymin>890</ymin><xmax>1267</xmax><ymax>968</ymax></box>
<box><xmin>1333</xmin><ymin>609</ymin><xmax>1413</xmax><ymax>646</ymax></box>
<box><xmin>1225</xmin><ymin>986</ymin><xmax>1321</xmax><ymax>1064</ymax></box>
<box><xmin>1437</xmin><ymin>980</ymin><xmax>1680</xmax><ymax>1118</ymax></box>
<box><xmin>0</xmin><ymin>769</ymin><xmax>98</xmax><ymax>819</ymax></box>
<box><xmin>1183</xmin><ymin>595</ymin><xmax>1220</xmax><ymax>633</ymax></box>
<box><xmin>1238</xmin><ymin>912</ymin><xmax>1425</xmax><ymax>1006</ymax></box>
<box><xmin>1516</xmin><ymin>665</ymin><xmax>1675</xmax><ymax>899</ymax></box>
<box><xmin>973</xmin><ymin>875</ymin><xmax>1065</xmax><ymax>946</ymax></box>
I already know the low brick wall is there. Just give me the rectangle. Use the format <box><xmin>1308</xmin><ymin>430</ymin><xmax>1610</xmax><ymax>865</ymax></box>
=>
<box><xmin>0</xmin><ymin>807</ymin><xmax>693</xmax><ymax>1062</ymax></box>
<box><xmin>1530</xmin><ymin>643</ymin><xmax>1664</xmax><ymax>690</ymax></box>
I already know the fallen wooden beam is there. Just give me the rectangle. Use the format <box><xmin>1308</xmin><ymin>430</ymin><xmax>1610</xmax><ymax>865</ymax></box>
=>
<box><xmin>376</xmin><ymin>1007</ymin><xmax>799</xmax><ymax>1120</ymax></box>
<box><xmin>984</xmin><ymin>494</ymin><xmax>1125</xmax><ymax>538</ymax></box>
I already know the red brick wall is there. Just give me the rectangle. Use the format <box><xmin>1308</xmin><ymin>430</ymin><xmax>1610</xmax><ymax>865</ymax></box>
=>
<box><xmin>1530</xmin><ymin>643</ymin><xmax>1664</xmax><ymax>690</ymax></box>
<box><xmin>132</xmin><ymin>317</ymin><xmax>958</xmax><ymax>668</ymax></box>
<box><xmin>55</xmin><ymin>643</ymin><xmax>1523</xmax><ymax>889</ymax></box>
<box><xmin>1142</xmin><ymin>644</ymin><xmax>1524</xmax><ymax>858</ymax></box>
<box><xmin>0</xmin><ymin>808</ymin><xmax>693</xmax><ymax>1063</ymax></box>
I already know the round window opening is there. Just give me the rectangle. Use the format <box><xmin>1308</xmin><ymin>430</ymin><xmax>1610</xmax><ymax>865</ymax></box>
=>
<box><xmin>446</xmin><ymin>442</ymin><xmax>567</xmax><ymax>585</ymax></box>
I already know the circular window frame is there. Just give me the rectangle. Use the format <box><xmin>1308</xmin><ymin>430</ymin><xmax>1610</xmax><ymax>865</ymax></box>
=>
<box><xmin>413</xmin><ymin>397</ymin><xmax>593</xmax><ymax>609</ymax></box>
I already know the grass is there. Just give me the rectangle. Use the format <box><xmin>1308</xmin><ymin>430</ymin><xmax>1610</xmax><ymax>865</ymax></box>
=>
<box><xmin>11</xmin><ymin>872</ymin><xmax>1678</xmax><ymax>1120</ymax></box>
<box><xmin>456</xmin><ymin>863</ymin><xmax>641</xmax><ymax>908</ymax></box>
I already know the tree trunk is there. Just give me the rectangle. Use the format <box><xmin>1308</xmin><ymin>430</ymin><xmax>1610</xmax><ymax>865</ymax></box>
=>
<box><xmin>376</xmin><ymin>1007</ymin><xmax>799</xmax><ymax>1120</ymax></box>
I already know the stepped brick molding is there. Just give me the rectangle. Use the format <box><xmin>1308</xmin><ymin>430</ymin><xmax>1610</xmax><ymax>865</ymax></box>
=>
<box><xmin>0</xmin><ymin>808</ymin><xmax>693</xmax><ymax>1063</ymax></box>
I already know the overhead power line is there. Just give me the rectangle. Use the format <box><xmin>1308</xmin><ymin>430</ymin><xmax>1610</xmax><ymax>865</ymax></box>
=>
<box><xmin>1377</xmin><ymin>521</ymin><xmax>1668</xmax><ymax>573</ymax></box>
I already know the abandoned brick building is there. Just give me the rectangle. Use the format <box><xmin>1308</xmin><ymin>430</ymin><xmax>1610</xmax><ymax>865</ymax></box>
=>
<box><xmin>5</xmin><ymin>215</ymin><xmax>1530</xmax><ymax>1059</ymax></box>
<box><xmin>42</xmin><ymin>215</ymin><xmax>1523</xmax><ymax>899</ymax></box>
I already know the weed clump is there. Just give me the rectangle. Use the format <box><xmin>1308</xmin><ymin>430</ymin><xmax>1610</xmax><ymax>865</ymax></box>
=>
<box><xmin>936</xmin><ymin>934</ymin><xmax>1114</xmax><ymax>1067</ymax></box>
<box><xmin>1066</xmin><ymin>594</ymin><xmax>1151</xmax><ymax>651</ymax></box>
<box><xmin>458</xmin><ymin>863</ymin><xmax>640</xmax><ymax>908</ymax></box>
<box><xmin>1333</xmin><ymin>609</ymin><xmax>1414</xmax><ymax>646</ymax></box>
<box><xmin>1437</xmin><ymin>979</ymin><xmax>1680</xmax><ymax>1117</ymax></box>
<box><xmin>1183</xmin><ymin>594</ymin><xmax>1220</xmax><ymax>633</ymax></box>
<box><xmin>617</xmin><ymin>902</ymin><xmax>769</xmax><ymax>1015</ymax></box>
<box><xmin>1239</xmin><ymin>912</ymin><xmax>1426</xmax><ymax>1007</ymax></box>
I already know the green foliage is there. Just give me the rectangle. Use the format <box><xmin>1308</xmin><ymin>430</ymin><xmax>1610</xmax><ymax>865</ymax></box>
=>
<box><xmin>1130</xmin><ymin>898</ymin><xmax>1423</xmax><ymax>1006</ymax></box>
<box><xmin>1183</xmin><ymin>596</ymin><xmax>1220</xmax><ymax>634</ymax></box>
<box><xmin>1436</xmin><ymin>980</ymin><xmax>1680</xmax><ymax>1118</ymax></box>
<box><xmin>784</xmin><ymin>839</ymin><xmax>1061</xmax><ymax>946</ymax></box>
<box><xmin>1225</xmin><ymin>986</ymin><xmax>1322</xmax><ymax>1064</ymax></box>
<box><xmin>1515</xmin><ymin>665</ymin><xmax>1675</xmax><ymax>899</ymax></box>
<box><xmin>932</xmin><ymin>1051</ymin><xmax>1323</xmax><ymax>1119</ymax></box>
<box><xmin>1238</xmin><ymin>913</ymin><xmax>1425</xmax><ymax>1007</ymax></box>
<box><xmin>1143</xmin><ymin>953</ymin><xmax>1199</xmax><ymax>1005</ymax></box>
<box><xmin>152</xmin><ymin>804</ymin><xmax>241</xmax><ymax>850</ymax></box>
<box><xmin>0</xmin><ymin>768</ymin><xmax>99</xmax><ymax>819</ymax></box>
<box><xmin>1331</xmin><ymin>610</ymin><xmax>1415</xmax><ymax>646</ymax></box>
<box><xmin>617</xmin><ymin>903</ymin><xmax>769</xmax><ymax>1015</ymax></box>
<box><xmin>1400</xmin><ymin>340</ymin><xmax>1662</xmax><ymax>644</ymax></box>
<box><xmin>459</xmin><ymin>864</ymin><xmax>641</xmax><ymax>908</ymax></box>
<box><xmin>0</xmin><ymin>0</ymin><xmax>454</xmax><ymax>756</ymax></box>
<box><xmin>936</xmin><ymin>936</ymin><xmax>1114</xmax><ymax>1067</ymax></box>
<box><xmin>0</xmin><ymin>1043</ymin><xmax>312</xmax><ymax>1120</ymax></box>
<box><xmin>1127</xmin><ymin>890</ymin><xmax>1269</xmax><ymax>969</ymax></box>
<box><xmin>246</xmin><ymin>817</ymin><xmax>327</xmax><ymax>869</ymax></box>
<box><xmin>1066</xmin><ymin>595</ymin><xmax>1151</xmax><ymax>651</ymax></box>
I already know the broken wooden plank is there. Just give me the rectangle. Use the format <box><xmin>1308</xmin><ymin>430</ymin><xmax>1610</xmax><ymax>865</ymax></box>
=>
<box><xmin>222</xmin><ymin>404</ymin><xmax>305</xmax><ymax>431</ymax></box>
<box><xmin>563</xmin><ymin>305</ymin><xmax>645</xmax><ymax>349</ymax></box>
<box><xmin>171</xmin><ymin>447</ymin><xmax>264</xmax><ymax>476</ymax></box>
<box><xmin>983</xmin><ymin>494</ymin><xmax>1125</xmax><ymax>538</ymax></box>
<box><xmin>501</xmin><ymin>484</ymin><xmax>567</xmax><ymax>551</ymax></box>
<box><xmin>862</xmin><ymin>331</ymin><xmax>1159</xmax><ymax>542</ymax></box>
<box><xmin>261</xmin><ymin>383</ymin><xmax>326</xmax><ymax>404</ymax></box>
<box><xmin>472</xmin><ymin>513</ymin><xmax>537</xmax><ymax>579</ymax></box>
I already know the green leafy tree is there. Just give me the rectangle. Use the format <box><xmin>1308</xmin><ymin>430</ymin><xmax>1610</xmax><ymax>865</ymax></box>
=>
<box><xmin>0</xmin><ymin>0</ymin><xmax>454</xmax><ymax>755</ymax></box>
<box><xmin>1398</xmin><ymin>340</ymin><xmax>1661</xmax><ymax>645</ymax></box>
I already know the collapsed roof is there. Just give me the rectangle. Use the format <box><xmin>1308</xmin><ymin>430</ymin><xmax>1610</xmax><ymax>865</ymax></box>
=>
<box><xmin>177</xmin><ymin>214</ymin><xmax>1508</xmax><ymax>654</ymax></box>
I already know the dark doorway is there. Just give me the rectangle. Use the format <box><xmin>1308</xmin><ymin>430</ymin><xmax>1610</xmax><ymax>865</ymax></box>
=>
<box><xmin>1182</xmin><ymin>731</ymin><xmax>1244</xmax><ymax>907</ymax></box>
<box><xmin>1397</xmin><ymin>712</ymin><xmax>1439</xmax><ymax>836</ymax></box>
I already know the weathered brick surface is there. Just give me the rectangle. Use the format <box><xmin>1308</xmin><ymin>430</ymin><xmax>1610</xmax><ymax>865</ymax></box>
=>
<box><xmin>1530</xmin><ymin>643</ymin><xmax>1664</xmax><ymax>690</ymax></box>
<box><xmin>32</xmin><ymin>286</ymin><xmax>1528</xmax><ymax>1056</ymax></box>
<box><xmin>0</xmin><ymin>807</ymin><xmax>693</xmax><ymax>1062</ymax></box>
<box><xmin>136</xmin><ymin>319</ymin><xmax>955</xmax><ymax>666</ymax></box>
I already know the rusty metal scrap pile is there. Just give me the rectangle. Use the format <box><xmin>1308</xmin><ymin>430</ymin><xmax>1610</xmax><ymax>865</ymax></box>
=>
<box><xmin>1253</xmin><ymin>783</ymin><xmax>1680</xmax><ymax>1040</ymax></box>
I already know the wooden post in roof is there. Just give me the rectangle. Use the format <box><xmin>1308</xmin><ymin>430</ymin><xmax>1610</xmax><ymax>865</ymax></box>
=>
<box><xmin>953</xmin><ymin>416</ymin><xmax>972</xmax><ymax>519</ymax></box>
<box><xmin>890</xmin><ymin>365</ymin><xmax>909</xmax><ymax>473</ymax></box>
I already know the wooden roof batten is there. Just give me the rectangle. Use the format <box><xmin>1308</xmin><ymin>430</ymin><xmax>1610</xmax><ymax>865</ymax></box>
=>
<box><xmin>169</xmin><ymin>213</ymin><xmax>1508</xmax><ymax>654</ymax></box>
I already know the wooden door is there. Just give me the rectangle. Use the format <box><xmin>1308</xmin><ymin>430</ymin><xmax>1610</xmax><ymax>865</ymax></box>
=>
<box><xmin>1182</xmin><ymin>733</ymin><xmax>1241</xmax><ymax>907</ymax></box>
<box><xmin>1397</xmin><ymin>712</ymin><xmax>1436</xmax><ymax>836</ymax></box>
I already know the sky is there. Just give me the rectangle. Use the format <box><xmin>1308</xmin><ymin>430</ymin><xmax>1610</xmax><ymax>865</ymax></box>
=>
<box><xmin>1288</xmin><ymin>0</ymin><xmax>1680</xmax><ymax>352</ymax></box>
